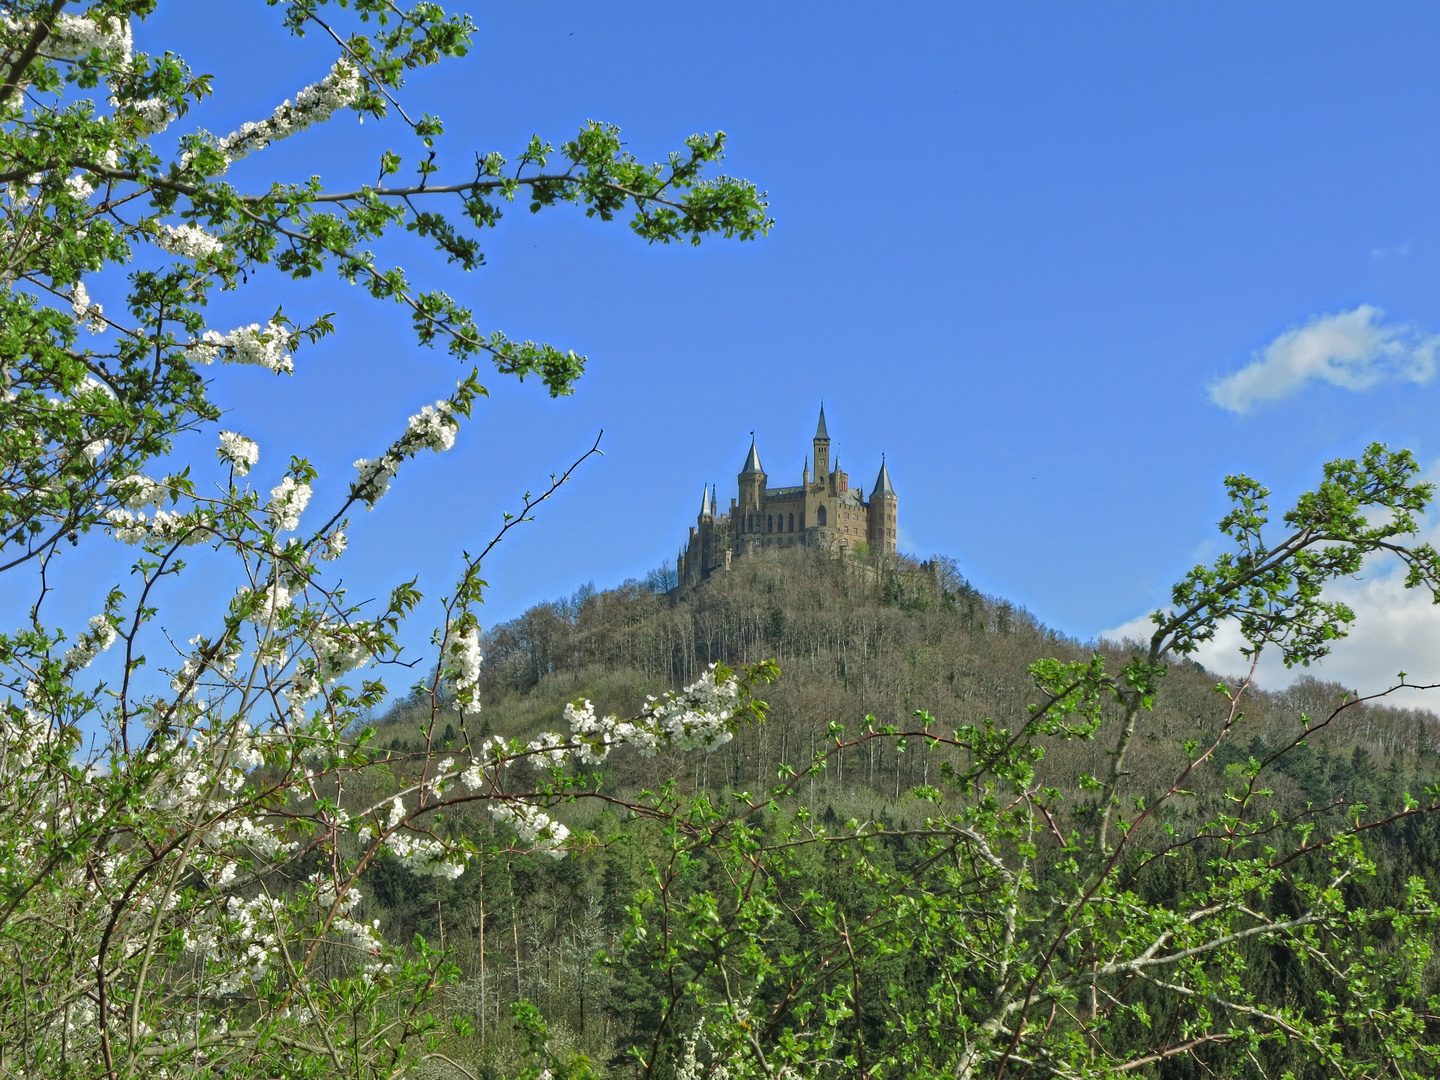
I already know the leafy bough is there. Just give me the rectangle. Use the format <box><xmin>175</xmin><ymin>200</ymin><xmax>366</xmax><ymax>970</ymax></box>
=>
<box><xmin>581</xmin><ymin>445</ymin><xmax>1440</xmax><ymax>1080</ymax></box>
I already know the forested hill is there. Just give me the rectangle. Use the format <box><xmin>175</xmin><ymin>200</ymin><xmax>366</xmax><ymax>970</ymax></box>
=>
<box><xmin>365</xmin><ymin>547</ymin><xmax>1440</xmax><ymax>1075</ymax></box>
<box><xmin>378</xmin><ymin>546</ymin><xmax>1439</xmax><ymax>810</ymax></box>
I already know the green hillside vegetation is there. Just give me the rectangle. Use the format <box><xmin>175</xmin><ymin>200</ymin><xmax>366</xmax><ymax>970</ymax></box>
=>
<box><xmin>361</xmin><ymin>548</ymin><xmax>1440</xmax><ymax>1077</ymax></box>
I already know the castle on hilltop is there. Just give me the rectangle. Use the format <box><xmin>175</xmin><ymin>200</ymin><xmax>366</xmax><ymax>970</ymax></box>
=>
<box><xmin>677</xmin><ymin>406</ymin><xmax>897</xmax><ymax>587</ymax></box>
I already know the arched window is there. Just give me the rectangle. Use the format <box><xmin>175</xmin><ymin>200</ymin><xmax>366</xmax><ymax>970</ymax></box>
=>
<box><xmin>817</xmin><ymin>505</ymin><xmax>827</xmax><ymax>527</ymax></box>
<box><xmin>788</xmin><ymin>513</ymin><xmax>794</xmax><ymax>532</ymax></box>
<box><xmin>767</xmin><ymin>514</ymin><xmax>773</xmax><ymax>533</ymax></box>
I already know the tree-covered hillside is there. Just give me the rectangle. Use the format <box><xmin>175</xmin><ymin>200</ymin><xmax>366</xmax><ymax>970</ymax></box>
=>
<box><xmin>369</xmin><ymin>547</ymin><xmax>1440</xmax><ymax>1077</ymax></box>
<box><xmin>384</xmin><ymin>547</ymin><xmax>1437</xmax><ymax>816</ymax></box>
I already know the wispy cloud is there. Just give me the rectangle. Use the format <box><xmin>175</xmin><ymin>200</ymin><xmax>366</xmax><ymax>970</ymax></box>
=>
<box><xmin>1209</xmin><ymin>305</ymin><xmax>1438</xmax><ymax>413</ymax></box>
<box><xmin>1370</xmin><ymin>241</ymin><xmax>1412</xmax><ymax>261</ymax></box>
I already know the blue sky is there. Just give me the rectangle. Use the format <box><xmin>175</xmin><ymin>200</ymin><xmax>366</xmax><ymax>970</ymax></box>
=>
<box><xmin>98</xmin><ymin>2</ymin><xmax>1440</xmax><ymax>693</ymax></box>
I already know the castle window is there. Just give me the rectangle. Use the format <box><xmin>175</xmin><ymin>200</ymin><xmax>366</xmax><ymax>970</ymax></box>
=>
<box><xmin>767</xmin><ymin>514</ymin><xmax>773</xmax><ymax>533</ymax></box>
<box><xmin>817</xmin><ymin>505</ymin><xmax>827</xmax><ymax>527</ymax></box>
<box><xmin>788</xmin><ymin>513</ymin><xmax>794</xmax><ymax>532</ymax></box>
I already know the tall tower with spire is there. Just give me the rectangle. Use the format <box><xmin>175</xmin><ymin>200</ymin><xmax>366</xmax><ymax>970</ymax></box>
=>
<box><xmin>867</xmin><ymin>456</ymin><xmax>898</xmax><ymax>555</ymax></box>
<box><xmin>812</xmin><ymin>405</ymin><xmax>830</xmax><ymax>480</ymax></box>
<box><xmin>676</xmin><ymin>406</ymin><xmax>897</xmax><ymax>586</ymax></box>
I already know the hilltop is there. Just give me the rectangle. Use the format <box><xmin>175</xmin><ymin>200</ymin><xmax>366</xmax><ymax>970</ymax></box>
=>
<box><xmin>377</xmin><ymin>546</ymin><xmax>1439</xmax><ymax>816</ymax></box>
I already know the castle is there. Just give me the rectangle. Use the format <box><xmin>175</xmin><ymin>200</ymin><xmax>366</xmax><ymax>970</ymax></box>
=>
<box><xmin>677</xmin><ymin>406</ymin><xmax>897</xmax><ymax>587</ymax></box>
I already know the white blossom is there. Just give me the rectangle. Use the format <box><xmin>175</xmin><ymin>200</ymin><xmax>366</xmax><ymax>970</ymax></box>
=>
<box><xmin>491</xmin><ymin>801</ymin><xmax>569</xmax><ymax>860</ymax></box>
<box><xmin>268</xmin><ymin>475</ymin><xmax>311</xmax><ymax>532</ymax></box>
<box><xmin>560</xmin><ymin>664</ymin><xmax>740</xmax><ymax>765</ymax></box>
<box><xmin>126</xmin><ymin>97</ymin><xmax>175</xmax><ymax>134</ymax></box>
<box><xmin>527</xmin><ymin>730</ymin><xmax>568</xmax><ymax>771</ymax></box>
<box><xmin>38</xmin><ymin>13</ymin><xmax>133</xmax><ymax>61</ymax></box>
<box><xmin>63</xmin><ymin>614</ymin><xmax>117</xmax><ymax>670</ymax></box>
<box><xmin>459</xmin><ymin>737</ymin><xmax>508</xmax><ymax>790</ymax></box>
<box><xmin>314</xmin><ymin>625</ymin><xmax>369</xmax><ymax>682</ymax></box>
<box><xmin>170</xmin><ymin>634</ymin><xmax>243</xmax><ymax>697</ymax></box>
<box><xmin>211</xmin><ymin>59</ymin><xmax>361</xmax><ymax>167</ymax></box>
<box><xmin>318</xmin><ymin>526</ymin><xmax>347</xmax><ymax>561</ymax></box>
<box><xmin>405</xmin><ymin>401</ymin><xmax>458</xmax><ymax>452</ymax></box>
<box><xmin>236</xmin><ymin>580</ymin><xmax>292</xmax><ymax>625</ymax></box>
<box><xmin>352</xmin><ymin>452</ymin><xmax>401</xmax><ymax>507</ymax></box>
<box><xmin>105</xmin><ymin>507</ymin><xmax>149</xmax><ymax>544</ymax></box>
<box><xmin>65</xmin><ymin>173</ymin><xmax>94</xmax><ymax>201</ymax></box>
<box><xmin>114</xmin><ymin>473</ymin><xmax>165</xmax><ymax>509</ymax></box>
<box><xmin>352</xmin><ymin>399</ymin><xmax>461</xmax><ymax>508</ymax></box>
<box><xmin>186</xmin><ymin>320</ymin><xmax>296</xmax><ymax>374</ymax></box>
<box><xmin>216</xmin><ymin>430</ymin><xmax>259</xmax><ymax>475</ymax></box>
<box><xmin>157</xmin><ymin>223</ymin><xmax>224</xmax><ymax>260</ymax></box>
<box><xmin>70</xmin><ymin>281</ymin><xmax>104</xmax><ymax>333</ymax></box>
<box><xmin>377</xmin><ymin>797</ymin><xmax>466</xmax><ymax>878</ymax></box>
<box><xmin>444</xmin><ymin>622</ymin><xmax>483</xmax><ymax>714</ymax></box>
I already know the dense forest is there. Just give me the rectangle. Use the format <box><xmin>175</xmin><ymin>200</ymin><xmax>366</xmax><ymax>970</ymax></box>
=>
<box><xmin>363</xmin><ymin>547</ymin><xmax>1440</xmax><ymax>1077</ymax></box>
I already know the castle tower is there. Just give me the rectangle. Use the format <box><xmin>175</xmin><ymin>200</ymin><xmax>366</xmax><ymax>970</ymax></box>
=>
<box><xmin>738</xmin><ymin>436</ymin><xmax>766</xmax><ymax>546</ymax></box>
<box><xmin>812</xmin><ymin>406</ymin><xmax>830</xmax><ymax>483</ymax></box>
<box><xmin>868</xmin><ymin>457</ymin><xmax>898</xmax><ymax>556</ymax></box>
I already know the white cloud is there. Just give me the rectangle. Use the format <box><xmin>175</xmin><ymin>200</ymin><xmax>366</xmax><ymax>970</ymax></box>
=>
<box><xmin>1370</xmin><ymin>241</ymin><xmax>1411</xmax><ymax>261</ymax></box>
<box><xmin>1209</xmin><ymin>305</ymin><xmax>1438</xmax><ymax>413</ymax></box>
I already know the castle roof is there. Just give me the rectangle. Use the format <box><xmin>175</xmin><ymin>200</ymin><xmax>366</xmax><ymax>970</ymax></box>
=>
<box><xmin>740</xmin><ymin>436</ymin><xmax>764</xmax><ymax>475</ymax></box>
<box><xmin>814</xmin><ymin>405</ymin><xmax>829</xmax><ymax>440</ymax></box>
<box><xmin>700</xmin><ymin>484</ymin><xmax>712</xmax><ymax>517</ymax></box>
<box><xmin>872</xmin><ymin>457</ymin><xmax>895</xmax><ymax>497</ymax></box>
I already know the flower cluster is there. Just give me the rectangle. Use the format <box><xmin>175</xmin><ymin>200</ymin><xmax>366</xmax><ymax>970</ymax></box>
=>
<box><xmin>186</xmin><ymin>319</ymin><xmax>296</xmax><ymax>374</ymax></box>
<box><xmin>444</xmin><ymin>621</ymin><xmax>484</xmax><ymax>715</ymax></box>
<box><xmin>65</xmin><ymin>174</ymin><xmax>94</xmax><ymax>201</ymax></box>
<box><xmin>406</xmin><ymin>402</ymin><xmax>458</xmax><ymax>452</ymax></box>
<box><xmin>170</xmin><ymin>633</ymin><xmax>243</xmax><ymax>697</ymax></box>
<box><xmin>353</xmin><ymin>399</ymin><xmax>462</xmax><ymax>507</ymax></box>
<box><xmin>237</xmin><ymin>579</ymin><xmax>292</xmax><ymax>625</ymax></box>
<box><xmin>217</xmin><ymin>430</ymin><xmax>259</xmax><ymax>475</ymax></box>
<box><xmin>527</xmin><ymin>730</ymin><xmax>568</xmax><ymax>771</ymax></box>
<box><xmin>562</xmin><ymin>664</ymin><xmax>741</xmax><ymax>765</ymax></box>
<box><xmin>313</xmin><ymin>876</ymin><xmax>389</xmax><ymax>977</ymax></box>
<box><xmin>459</xmin><ymin>736</ymin><xmax>509</xmax><ymax>791</ymax></box>
<box><xmin>41</xmin><ymin>12</ymin><xmax>133</xmax><ymax>61</ymax></box>
<box><xmin>318</xmin><ymin>525</ymin><xmax>347</xmax><ymax>561</ymax></box>
<box><xmin>105</xmin><ymin>506</ymin><xmax>211</xmax><ymax>547</ymax></box>
<box><xmin>114</xmin><ymin>472</ymin><xmax>165</xmax><ymax>509</ymax></box>
<box><xmin>70</xmin><ymin>281</ymin><xmax>104</xmax><ymax>333</ymax></box>
<box><xmin>268</xmin><ymin>475</ymin><xmax>311</xmax><ymax>532</ymax></box>
<box><xmin>63</xmin><ymin>614</ymin><xmax>117</xmax><ymax>671</ymax></box>
<box><xmin>124</xmin><ymin>97</ymin><xmax>175</xmax><ymax>134</ymax></box>
<box><xmin>363</xmin><ymin>798</ymin><xmax>466</xmax><ymax>878</ymax></box>
<box><xmin>314</xmin><ymin>624</ymin><xmax>370</xmax><ymax>683</ymax></box>
<box><xmin>491</xmin><ymin>800</ymin><xmax>570</xmax><ymax>860</ymax></box>
<box><xmin>186</xmin><ymin>894</ymin><xmax>285</xmax><ymax>995</ymax></box>
<box><xmin>214</xmin><ymin>59</ymin><xmax>361</xmax><ymax>165</ymax></box>
<box><xmin>157</xmin><ymin>222</ymin><xmax>225</xmax><ymax>260</ymax></box>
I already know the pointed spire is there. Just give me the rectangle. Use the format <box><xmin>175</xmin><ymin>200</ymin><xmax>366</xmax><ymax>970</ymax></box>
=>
<box><xmin>699</xmin><ymin>484</ymin><xmax>712</xmax><ymax>517</ymax></box>
<box><xmin>814</xmin><ymin>404</ymin><xmax>829</xmax><ymax>441</ymax></box>
<box><xmin>740</xmin><ymin>434</ymin><xmax>764</xmax><ymax>475</ymax></box>
<box><xmin>872</xmin><ymin>455</ymin><xmax>895</xmax><ymax>497</ymax></box>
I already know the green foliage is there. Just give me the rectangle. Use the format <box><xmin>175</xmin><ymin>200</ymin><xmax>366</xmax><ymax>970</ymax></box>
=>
<box><xmin>365</xmin><ymin>452</ymin><xmax>1440</xmax><ymax>1078</ymax></box>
